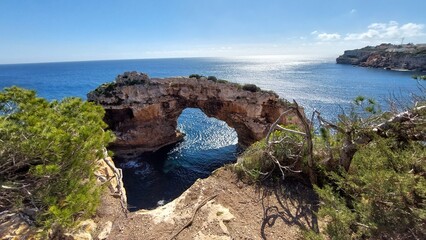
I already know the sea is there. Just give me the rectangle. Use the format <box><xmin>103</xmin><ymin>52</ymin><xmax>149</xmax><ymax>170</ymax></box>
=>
<box><xmin>0</xmin><ymin>56</ymin><xmax>422</xmax><ymax>210</ymax></box>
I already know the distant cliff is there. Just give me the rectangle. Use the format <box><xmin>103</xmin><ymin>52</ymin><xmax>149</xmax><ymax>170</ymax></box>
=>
<box><xmin>336</xmin><ymin>43</ymin><xmax>426</xmax><ymax>72</ymax></box>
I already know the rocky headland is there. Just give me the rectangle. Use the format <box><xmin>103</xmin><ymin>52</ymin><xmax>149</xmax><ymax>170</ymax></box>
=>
<box><xmin>82</xmin><ymin>72</ymin><xmax>316</xmax><ymax>239</ymax></box>
<box><xmin>88</xmin><ymin>72</ymin><xmax>301</xmax><ymax>155</ymax></box>
<box><xmin>336</xmin><ymin>43</ymin><xmax>426</xmax><ymax>72</ymax></box>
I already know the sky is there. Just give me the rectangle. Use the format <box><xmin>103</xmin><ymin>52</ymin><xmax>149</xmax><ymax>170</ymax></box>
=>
<box><xmin>0</xmin><ymin>0</ymin><xmax>425</xmax><ymax>64</ymax></box>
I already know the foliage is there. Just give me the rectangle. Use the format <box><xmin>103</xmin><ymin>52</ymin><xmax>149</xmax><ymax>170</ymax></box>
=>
<box><xmin>233</xmin><ymin>92</ymin><xmax>425</xmax><ymax>239</ymax></box>
<box><xmin>315</xmin><ymin>138</ymin><xmax>426</xmax><ymax>239</ymax></box>
<box><xmin>217</xmin><ymin>79</ymin><xmax>229</xmax><ymax>84</ymax></box>
<box><xmin>207</xmin><ymin>76</ymin><xmax>218</xmax><ymax>82</ymax></box>
<box><xmin>0</xmin><ymin>87</ymin><xmax>115</xmax><ymax>230</ymax></box>
<box><xmin>93</xmin><ymin>81</ymin><xmax>117</xmax><ymax>97</ymax></box>
<box><xmin>310</xmin><ymin>97</ymin><xmax>426</xmax><ymax>239</ymax></box>
<box><xmin>234</xmin><ymin>139</ymin><xmax>269</xmax><ymax>181</ymax></box>
<box><xmin>235</xmin><ymin>124</ymin><xmax>306</xmax><ymax>182</ymax></box>
<box><xmin>242</xmin><ymin>83</ymin><xmax>261</xmax><ymax>92</ymax></box>
<box><xmin>412</xmin><ymin>75</ymin><xmax>426</xmax><ymax>80</ymax></box>
<box><xmin>189</xmin><ymin>74</ymin><xmax>204</xmax><ymax>79</ymax></box>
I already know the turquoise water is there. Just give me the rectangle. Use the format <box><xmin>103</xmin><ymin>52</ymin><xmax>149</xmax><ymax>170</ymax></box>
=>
<box><xmin>0</xmin><ymin>57</ymin><xmax>421</xmax><ymax>209</ymax></box>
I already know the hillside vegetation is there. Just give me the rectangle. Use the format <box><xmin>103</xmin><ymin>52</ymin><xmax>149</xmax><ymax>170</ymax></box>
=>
<box><xmin>0</xmin><ymin>87</ymin><xmax>114</xmax><ymax>234</ymax></box>
<box><xmin>236</xmin><ymin>92</ymin><xmax>426</xmax><ymax>239</ymax></box>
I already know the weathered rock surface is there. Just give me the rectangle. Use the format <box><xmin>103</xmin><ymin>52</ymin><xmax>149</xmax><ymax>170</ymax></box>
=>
<box><xmin>99</xmin><ymin>167</ymin><xmax>318</xmax><ymax>239</ymax></box>
<box><xmin>88</xmin><ymin>72</ymin><xmax>301</xmax><ymax>154</ymax></box>
<box><xmin>336</xmin><ymin>43</ymin><xmax>426</xmax><ymax>72</ymax></box>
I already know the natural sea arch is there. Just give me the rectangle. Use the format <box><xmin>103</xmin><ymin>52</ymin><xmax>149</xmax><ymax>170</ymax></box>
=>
<box><xmin>88</xmin><ymin>72</ymin><xmax>301</xmax><ymax>156</ymax></box>
<box><xmin>116</xmin><ymin>108</ymin><xmax>239</xmax><ymax>210</ymax></box>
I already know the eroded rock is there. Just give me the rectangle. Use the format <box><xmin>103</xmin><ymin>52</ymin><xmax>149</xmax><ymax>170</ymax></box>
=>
<box><xmin>88</xmin><ymin>73</ymin><xmax>301</xmax><ymax>154</ymax></box>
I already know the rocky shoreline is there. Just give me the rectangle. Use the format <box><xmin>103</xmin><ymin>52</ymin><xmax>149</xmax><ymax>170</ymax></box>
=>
<box><xmin>336</xmin><ymin>43</ymin><xmax>426</xmax><ymax>72</ymax></box>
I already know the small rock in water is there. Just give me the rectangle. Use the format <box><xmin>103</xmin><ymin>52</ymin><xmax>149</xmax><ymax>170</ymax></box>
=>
<box><xmin>157</xmin><ymin>200</ymin><xmax>165</xmax><ymax>206</ymax></box>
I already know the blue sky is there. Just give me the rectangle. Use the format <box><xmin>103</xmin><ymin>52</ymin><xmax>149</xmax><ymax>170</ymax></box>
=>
<box><xmin>0</xmin><ymin>0</ymin><xmax>425</xmax><ymax>63</ymax></box>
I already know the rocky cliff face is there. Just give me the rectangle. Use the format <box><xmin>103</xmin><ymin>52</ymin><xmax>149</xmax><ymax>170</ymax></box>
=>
<box><xmin>336</xmin><ymin>43</ymin><xmax>426</xmax><ymax>72</ymax></box>
<box><xmin>88</xmin><ymin>72</ymin><xmax>300</xmax><ymax>154</ymax></box>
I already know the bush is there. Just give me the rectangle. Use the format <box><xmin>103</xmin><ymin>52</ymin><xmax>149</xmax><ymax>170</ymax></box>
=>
<box><xmin>242</xmin><ymin>83</ymin><xmax>260</xmax><ymax>92</ymax></box>
<box><xmin>234</xmin><ymin>140</ymin><xmax>270</xmax><ymax>181</ymax></box>
<box><xmin>412</xmin><ymin>75</ymin><xmax>426</xmax><ymax>80</ymax></box>
<box><xmin>315</xmin><ymin>138</ymin><xmax>426</xmax><ymax>239</ymax></box>
<box><xmin>217</xmin><ymin>79</ymin><xmax>229</xmax><ymax>84</ymax></box>
<box><xmin>207</xmin><ymin>76</ymin><xmax>218</xmax><ymax>82</ymax></box>
<box><xmin>234</xmin><ymin>94</ymin><xmax>426</xmax><ymax>239</ymax></box>
<box><xmin>235</xmin><ymin>124</ymin><xmax>305</xmax><ymax>182</ymax></box>
<box><xmin>189</xmin><ymin>74</ymin><xmax>204</xmax><ymax>79</ymax></box>
<box><xmin>0</xmin><ymin>87</ymin><xmax>115</xmax><ymax>231</ymax></box>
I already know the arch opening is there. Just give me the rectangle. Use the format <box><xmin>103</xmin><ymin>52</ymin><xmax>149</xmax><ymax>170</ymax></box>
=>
<box><xmin>116</xmin><ymin>108</ymin><xmax>240</xmax><ymax>211</ymax></box>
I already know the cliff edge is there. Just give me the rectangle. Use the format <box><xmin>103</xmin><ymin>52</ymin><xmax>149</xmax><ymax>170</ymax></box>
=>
<box><xmin>336</xmin><ymin>43</ymin><xmax>426</xmax><ymax>72</ymax></box>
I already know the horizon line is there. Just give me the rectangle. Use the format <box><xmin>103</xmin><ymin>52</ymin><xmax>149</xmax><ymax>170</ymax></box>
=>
<box><xmin>0</xmin><ymin>54</ymin><xmax>337</xmax><ymax>66</ymax></box>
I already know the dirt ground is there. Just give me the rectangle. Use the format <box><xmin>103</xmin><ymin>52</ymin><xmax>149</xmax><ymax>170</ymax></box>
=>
<box><xmin>94</xmin><ymin>167</ymin><xmax>319</xmax><ymax>240</ymax></box>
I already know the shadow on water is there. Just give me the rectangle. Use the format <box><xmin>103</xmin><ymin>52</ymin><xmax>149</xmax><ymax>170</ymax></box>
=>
<box><xmin>114</xmin><ymin>108</ymin><xmax>241</xmax><ymax>211</ymax></box>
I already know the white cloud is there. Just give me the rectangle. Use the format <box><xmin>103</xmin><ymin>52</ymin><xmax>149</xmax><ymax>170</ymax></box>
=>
<box><xmin>344</xmin><ymin>21</ymin><xmax>425</xmax><ymax>40</ymax></box>
<box><xmin>318</xmin><ymin>33</ymin><xmax>341</xmax><ymax>41</ymax></box>
<box><xmin>311</xmin><ymin>31</ymin><xmax>341</xmax><ymax>41</ymax></box>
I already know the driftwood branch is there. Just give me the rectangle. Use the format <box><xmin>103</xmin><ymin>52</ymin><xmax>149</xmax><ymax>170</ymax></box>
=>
<box><xmin>169</xmin><ymin>194</ymin><xmax>219</xmax><ymax>240</ymax></box>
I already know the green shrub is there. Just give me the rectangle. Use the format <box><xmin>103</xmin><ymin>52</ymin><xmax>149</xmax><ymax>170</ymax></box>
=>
<box><xmin>207</xmin><ymin>76</ymin><xmax>218</xmax><ymax>82</ymax></box>
<box><xmin>412</xmin><ymin>75</ymin><xmax>426</xmax><ymax>80</ymax></box>
<box><xmin>189</xmin><ymin>74</ymin><xmax>204</xmax><ymax>79</ymax></box>
<box><xmin>0</xmin><ymin>87</ymin><xmax>115</xmax><ymax>231</ymax></box>
<box><xmin>234</xmin><ymin>124</ymin><xmax>305</xmax><ymax>182</ymax></box>
<box><xmin>314</xmin><ymin>137</ymin><xmax>426</xmax><ymax>239</ymax></box>
<box><xmin>234</xmin><ymin>139</ymin><xmax>270</xmax><ymax>181</ymax></box>
<box><xmin>217</xmin><ymin>79</ymin><xmax>229</xmax><ymax>84</ymax></box>
<box><xmin>94</xmin><ymin>81</ymin><xmax>117</xmax><ymax>97</ymax></box>
<box><xmin>242</xmin><ymin>83</ymin><xmax>261</xmax><ymax>92</ymax></box>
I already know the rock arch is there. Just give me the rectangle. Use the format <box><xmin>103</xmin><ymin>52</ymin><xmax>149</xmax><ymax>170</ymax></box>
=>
<box><xmin>88</xmin><ymin>72</ymin><xmax>301</xmax><ymax>154</ymax></box>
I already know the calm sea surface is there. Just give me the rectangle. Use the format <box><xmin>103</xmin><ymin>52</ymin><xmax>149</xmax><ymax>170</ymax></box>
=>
<box><xmin>0</xmin><ymin>57</ymin><xmax>421</xmax><ymax>209</ymax></box>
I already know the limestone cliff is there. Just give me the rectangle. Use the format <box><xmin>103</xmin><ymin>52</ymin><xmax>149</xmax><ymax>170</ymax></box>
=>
<box><xmin>88</xmin><ymin>72</ymin><xmax>301</xmax><ymax>154</ymax></box>
<box><xmin>336</xmin><ymin>43</ymin><xmax>426</xmax><ymax>72</ymax></box>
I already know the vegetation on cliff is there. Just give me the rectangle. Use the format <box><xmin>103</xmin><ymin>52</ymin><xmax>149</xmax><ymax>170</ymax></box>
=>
<box><xmin>236</xmin><ymin>92</ymin><xmax>426</xmax><ymax>239</ymax></box>
<box><xmin>336</xmin><ymin>43</ymin><xmax>426</xmax><ymax>72</ymax></box>
<box><xmin>0</xmin><ymin>87</ymin><xmax>115</xmax><ymax>232</ymax></box>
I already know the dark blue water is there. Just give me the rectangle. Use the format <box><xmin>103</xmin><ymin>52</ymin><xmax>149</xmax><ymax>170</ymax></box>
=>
<box><xmin>0</xmin><ymin>57</ymin><xmax>422</xmax><ymax>209</ymax></box>
<box><xmin>118</xmin><ymin>108</ymin><xmax>239</xmax><ymax>210</ymax></box>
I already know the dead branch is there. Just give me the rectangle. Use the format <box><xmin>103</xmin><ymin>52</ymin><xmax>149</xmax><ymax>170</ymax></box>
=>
<box><xmin>291</xmin><ymin>100</ymin><xmax>316</xmax><ymax>184</ymax></box>
<box><xmin>266</xmin><ymin>109</ymin><xmax>293</xmax><ymax>143</ymax></box>
<box><xmin>168</xmin><ymin>194</ymin><xmax>219</xmax><ymax>240</ymax></box>
<box><xmin>373</xmin><ymin>105</ymin><xmax>426</xmax><ymax>140</ymax></box>
<box><xmin>264</xmin><ymin>102</ymin><xmax>316</xmax><ymax>182</ymax></box>
<box><xmin>275</xmin><ymin>125</ymin><xmax>306</xmax><ymax>136</ymax></box>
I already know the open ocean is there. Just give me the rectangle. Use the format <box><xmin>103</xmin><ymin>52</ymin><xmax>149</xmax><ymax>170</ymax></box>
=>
<box><xmin>0</xmin><ymin>56</ymin><xmax>422</xmax><ymax>209</ymax></box>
